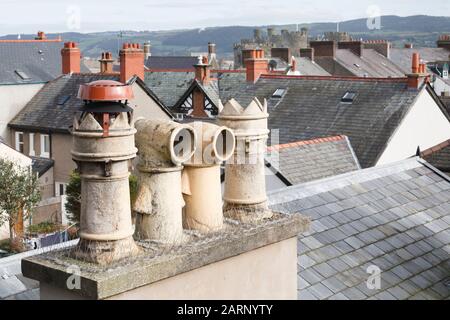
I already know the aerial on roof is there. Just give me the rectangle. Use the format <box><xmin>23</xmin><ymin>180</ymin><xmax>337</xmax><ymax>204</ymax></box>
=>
<box><xmin>145</xmin><ymin>56</ymin><xmax>199</xmax><ymax>71</ymax></box>
<box><xmin>269</xmin><ymin>157</ymin><xmax>450</xmax><ymax>300</ymax></box>
<box><xmin>233</xmin><ymin>75</ymin><xmax>446</xmax><ymax>168</ymax></box>
<box><xmin>266</xmin><ymin>135</ymin><xmax>360</xmax><ymax>185</ymax></box>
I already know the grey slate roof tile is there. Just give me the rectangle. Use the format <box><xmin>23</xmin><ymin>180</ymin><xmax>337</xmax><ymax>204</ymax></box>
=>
<box><xmin>269</xmin><ymin>158</ymin><xmax>450</xmax><ymax>300</ymax></box>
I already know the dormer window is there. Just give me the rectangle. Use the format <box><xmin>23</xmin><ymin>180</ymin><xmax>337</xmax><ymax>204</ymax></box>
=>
<box><xmin>272</xmin><ymin>88</ymin><xmax>286</xmax><ymax>98</ymax></box>
<box><xmin>341</xmin><ymin>91</ymin><xmax>357</xmax><ymax>103</ymax></box>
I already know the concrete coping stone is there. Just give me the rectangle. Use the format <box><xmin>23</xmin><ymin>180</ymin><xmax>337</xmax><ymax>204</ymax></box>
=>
<box><xmin>22</xmin><ymin>212</ymin><xmax>310</xmax><ymax>299</ymax></box>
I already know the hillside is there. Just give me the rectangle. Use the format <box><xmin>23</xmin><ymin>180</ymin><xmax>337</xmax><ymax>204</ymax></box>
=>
<box><xmin>2</xmin><ymin>15</ymin><xmax>450</xmax><ymax>58</ymax></box>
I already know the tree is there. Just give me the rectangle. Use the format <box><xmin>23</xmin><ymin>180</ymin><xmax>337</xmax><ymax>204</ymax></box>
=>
<box><xmin>0</xmin><ymin>158</ymin><xmax>41</xmax><ymax>248</ymax></box>
<box><xmin>65</xmin><ymin>171</ymin><xmax>138</xmax><ymax>225</ymax></box>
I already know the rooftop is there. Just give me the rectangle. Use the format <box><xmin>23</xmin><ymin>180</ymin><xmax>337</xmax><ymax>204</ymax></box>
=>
<box><xmin>390</xmin><ymin>47</ymin><xmax>450</xmax><ymax>74</ymax></box>
<box><xmin>269</xmin><ymin>157</ymin><xmax>450</xmax><ymax>300</ymax></box>
<box><xmin>145</xmin><ymin>56</ymin><xmax>198</xmax><ymax>71</ymax></box>
<box><xmin>233</xmin><ymin>75</ymin><xmax>439</xmax><ymax>168</ymax></box>
<box><xmin>266</xmin><ymin>135</ymin><xmax>360</xmax><ymax>185</ymax></box>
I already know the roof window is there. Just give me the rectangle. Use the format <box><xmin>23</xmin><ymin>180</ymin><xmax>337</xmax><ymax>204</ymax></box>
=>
<box><xmin>272</xmin><ymin>88</ymin><xmax>286</xmax><ymax>98</ymax></box>
<box><xmin>15</xmin><ymin>70</ymin><xmax>31</xmax><ymax>81</ymax></box>
<box><xmin>341</xmin><ymin>91</ymin><xmax>357</xmax><ymax>103</ymax></box>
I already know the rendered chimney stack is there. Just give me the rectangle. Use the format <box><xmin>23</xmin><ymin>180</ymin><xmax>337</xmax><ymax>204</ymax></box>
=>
<box><xmin>143</xmin><ymin>41</ymin><xmax>151</xmax><ymax>60</ymax></box>
<box><xmin>35</xmin><ymin>31</ymin><xmax>47</xmax><ymax>40</ymax></box>
<box><xmin>133</xmin><ymin>119</ymin><xmax>196</xmax><ymax>243</ymax></box>
<box><xmin>218</xmin><ymin>98</ymin><xmax>273</xmax><ymax>223</ymax></box>
<box><xmin>61</xmin><ymin>42</ymin><xmax>81</xmax><ymax>74</ymax></box>
<box><xmin>245</xmin><ymin>49</ymin><xmax>268</xmax><ymax>83</ymax></box>
<box><xmin>99</xmin><ymin>52</ymin><xmax>114</xmax><ymax>73</ymax></box>
<box><xmin>119</xmin><ymin>42</ymin><xmax>144</xmax><ymax>83</ymax></box>
<box><xmin>407</xmin><ymin>53</ymin><xmax>428</xmax><ymax>89</ymax></box>
<box><xmin>182</xmin><ymin>121</ymin><xmax>235</xmax><ymax>232</ymax></box>
<box><xmin>71</xmin><ymin>80</ymin><xmax>140</xmax><ymax>264</ymax></box>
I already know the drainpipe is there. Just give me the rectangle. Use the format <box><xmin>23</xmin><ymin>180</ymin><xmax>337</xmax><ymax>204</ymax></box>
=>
<box><xmin>133</xmin><ymin>119</ymin><xmax>196</xmax><ymax>243</ymax></box>
<box><xmin>182</xmin><ymin>121</ymin><xmax>235</xmax><ymax>232</ymax></box>
<box><xmin>217</xmin><ymin>98</ymin><xmax>273</xmax><ymax>223</ymax></box>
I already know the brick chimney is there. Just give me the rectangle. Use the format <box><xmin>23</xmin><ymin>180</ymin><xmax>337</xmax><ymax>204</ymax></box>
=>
<box><xmin>338</xmin><ymin>41</ymin><xmax>363</xmax><ymax>56</ymax></box>
<box><xmin>271</xmin><ymin>48</ymin><xmax>291</xmax><ymax>64</ymax></box>
<box><xmin>119</xmin><ymin>43</ymin><xmax>144</xmax><ymax>83</ymax></box>
<box><xmin>35</xmin><ymin>31</ymin><xmax>47</xmax><ymax>40</ymax></box>
<box><xmin>245</xmin><ymin>49</ymin><xmax>268</xmax><ymax>83</ymax></box>
<box><xmin>309</xmin><ymin>41</ymin><xmax>336</xmax><ymax>58</ymax></box>
<box><xmin>99</xmin><ymin>52</ymin><xmax>114</xmax><ymax>73</ymax></box>
<box><xmin>407</xmin><ymin>53</ymin><xmax>429</xmax><ymax>89</ymax></box>
<box><xmin>364</xmin><ymin>40</ymin><xmax>390</xmax><ymax>58</ymax></box>
<box><xmin>61</xmin><ymin>42</ymin><xmax>80</xmax><ymax>74</ymax></box>
<box><xmin>299</xmin><ymin>48</ymin><xmax>314</xmax><ymax>62</ymax></box>
<box><xmin>404</xmin><ymin>43</ymin><xmax>414</xmax><ymax>49</ymax></box>
<box><xmin>437</xmin><ymin>35</ymin><xmax>450</xmax><ymax>51</ymax></box>
<box><xmin>194</xmin><ymin>56</ymin><xmax>210</xmax><ymax>85</ymax></box>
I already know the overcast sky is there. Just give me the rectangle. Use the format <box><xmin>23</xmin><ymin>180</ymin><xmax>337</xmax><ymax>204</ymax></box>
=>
<box><xmin>0</xmin><ymin>0</ymin><xmax>449</xmax><ymax>35</ymax></box>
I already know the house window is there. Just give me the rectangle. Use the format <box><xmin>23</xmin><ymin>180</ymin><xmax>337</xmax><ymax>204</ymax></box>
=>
<box><xmin>40</xmin><ymin>134</ymin><xmax>50</xmax><ymax>158</ymax></box>
<box><xmin>15</xmin><ymin>132</ymin><xmax>24</xmax><ymax>153</ymax></box>
<box><xmin>55</xmin><ymin>182</ymin><xmax>66</xmax><ymax>196</ymax></box>
<box><xmin>29</xmin><ymin>133</ymin><xmax>35</xmax><ymax>156</ymax></box>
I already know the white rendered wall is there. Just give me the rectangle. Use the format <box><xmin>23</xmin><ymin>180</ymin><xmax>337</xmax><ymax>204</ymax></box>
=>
<box><xmin>377</xmin><ymin>88</ymin><xmax>450</xmax><ymax>166</ymax></box>
<box><xmin>0</xmin><ymin>83</ymin><xmax>44</xmax><ymax>142</ymax></box>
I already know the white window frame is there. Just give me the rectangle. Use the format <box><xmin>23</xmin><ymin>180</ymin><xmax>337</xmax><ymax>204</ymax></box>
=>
<box><xmin>55</xmin><ymin>182</ymin><xmax>67</xmax><ymax>197</ymax></box>
<box><xmin>15</xmin><ymin>131</ymin><xmax>24</xmax><ymax>153</ymax></box>
<box><xmin>29</xmin><ymin>133</ymin><xmax>35</xmax><ymax>156</ymax></box>
<box><xmin>40</xmin><ymin>134</ymin><xmax>50</xmax><ymax>158</ymax></box>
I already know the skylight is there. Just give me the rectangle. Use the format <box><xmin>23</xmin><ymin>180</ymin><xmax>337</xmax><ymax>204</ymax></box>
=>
<box><xmin>15</xmin><ymin>70</ymin><xmax>31</xmax><ymax>81</ymax></box>
<box><xmin>341</xmin><ymin>91</ymin><xmax>357</xmax><ymax>103</ymax></box>
<box><xmin>272</xmin><ymin>88</ymin><xmax>286</xmax><ymax>98</ymax></box>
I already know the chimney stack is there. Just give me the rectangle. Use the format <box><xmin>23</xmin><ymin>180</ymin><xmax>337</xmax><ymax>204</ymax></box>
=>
<box><xmin>245</xmin><ymin>49</ymin><xmax>268</xmax><ymax>83</ymax></box>
<box><xmin>271</xmin><ymin>47</ymin><xmax>292</xmax><ymax>64</ymax></box>
<box><xmin>99</xmin><ymin>52</ymin><xmax>114</xmax><ymax>73</ymax></box>
<box><xmin>309</xmin><ymin>41</ymin><xmax>336</xmax><ymax>58</ymax></box>
<box><xmin>404</xmin><ymin>43</ymin><xmax>414</xmax><ymax>49</ymax></box>
<box><xmin>338</xmin><ymin>41</ymin><xmax>363</xmax><ymax>56</ymax></box>
<box><xmin>407</xmin><ymin>53</ymin><xmax>429</xmax><ymax>89</ymax></box>
<box><xmin>437</xmin><ymin>35</ymin><xmax>450</xmax><ymax>51</ymax></box>
<box><xmin>191</xmin><ymin>56</ymin><xmax>211</xmax><ymax>118</ymax></box>
<box><xmin>194</xmin><ymin>56</ymin><xmax>210</xmax><ymax>85</ymax></box>
<box><xmin>119</xmin><ymin>43</ymin><xmax>144</xmax><ymax>83</ymax></box>
<box><xmin>61</xmin><ymin>41</ymin><xmax>80</xmax><ymax>74</ymax></box>
<box><xmin>35</xmin><ymin>31</ymin><xmax>47</xmax><ymax>40</ymax></box>
<box><xmin>143</xmin><ymin>41</ymin><xmax>151</xmax><ymax>60</ymax></box>
<box><xmin>363</xmin><ymin>40</ymin><xmax>390</xmax><ymax>58</ymax></box>
<box><xmin>299</xmin><ymin>48</ymin><xmax>315</xmax><ymax>62</ymax></box>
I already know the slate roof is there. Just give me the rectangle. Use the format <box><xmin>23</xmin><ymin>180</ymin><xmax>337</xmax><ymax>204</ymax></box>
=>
<box><xmin>8</xmin><ymin>73</ymin><xmax>171</xmax><ymax>132</ymax></box>
<box><xmin>144</xmin><ymin>71</ymin><xmax>195</xmax><ymax>108</ymax></box>
<box><xmin>0</xmin><ymin>41</ymin><xmax>63</xmax><ymax>85</ymax></box>
<box><xmin>421</xmin><ymin>140</ymin><xmax>450</xmax><ymax>173</ymax></box>
<box><xmin>145</xmin><ymin>56</ymin><xmax>198</xmax><ymax>71</ymax></box>
<box><xmin>8</xmin><ymin>73</ymin><xmax>119</xmax><ymax>132</ymax></box>
<box><xmin>335</xmin><ymin>49</ymin><xmax>405</xmax><ymax>78</ymax></box>
<box><xmin>31</xmin><ymin>157</ymin><xmax>54</xmax><ymax>177</ymax></box>
<box><xmin>144</xmin><ymin>71</ymin><xmax>247</xmax><ymax>109</ymax></box>
<box><xmin>297</xmin><ymin>57</ymin><xmax>331</xmax><ymax>76</ymax></box>
<box><xmin>390</xmin><ymin>48</ymin><xmax>450</xmax><ymax>74</ymax></box>
<box><xmin>266</xmin><ymin>135</ymin><xmax>360</xmax><ymax>185</ymax></box>
<box><xmin>269</xmin><ymin>157</ymin><xmax>450</xmax><ymax>300</ymax></box>
<box><xmin>233</xmin><ymin>75</ymin><xmax>435</xmax><ymax>168</ymax></box>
